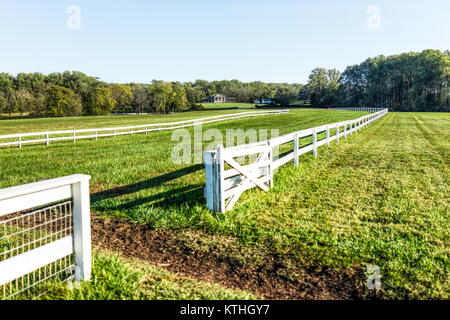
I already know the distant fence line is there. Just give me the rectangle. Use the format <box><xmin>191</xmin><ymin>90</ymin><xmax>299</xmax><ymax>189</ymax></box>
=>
<box><xmin>332</xmin><ymin>107</ymin><xmax>384</xmax><ymax>112</ymax></box>
<box><xmin>203</xmin><ymin>108</ymin><xmax>388</xmax><ymax>212</ymax></box>
<box><xmin>0</xmin><ymin>110</ymin><xmax>289</xmax><ymax>149</ymax></box>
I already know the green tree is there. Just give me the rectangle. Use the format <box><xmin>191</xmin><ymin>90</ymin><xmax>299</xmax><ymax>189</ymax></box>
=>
<box><xmin>84</xmin><ymin>87</ymin><xmax>116</xmax><ymax>115</ymax></box>
<box><xmin>274</xmin><ymin>85</ymin><xmax>299</xmax><ymax>105</ymax></box>
<box><xmin>183</xmin><ymin>82</ymin><xmax>204</xmax><ymax>105</ymax></box>
<box><xmin>130</xmin><ymin>84</ymin><xmax>151</xmax><ymax>114</ymax></box>
<box><xmin>0</xmin><ymin>92</ymin><xmax>7</xmax><ymax>114</ymax></box>
<box><xmin>42</xmin><ymin>85</ymin><xmax>82</xmax><ymax>117</ymax></box>
<box><xmin>305</xmin><ymin>68</ymin><xmax>341</xmax><ymax>105</ymax></box>
<box><xmin>170</xmin><ymin>82</ymin><xmax>188</xmax><ymax>112</ymax></box>
<box><xmin>109</xmin><ymin>84</ymin><xmax>133</xmax><ymax>113</ymax></box>
<box><xmin>337</xmin><ymin>50</ymin><xmax>449</xmax><ymax>111</ymax></box>
<box><xmin>13</xmin><ymin>89</ymin><xmax>35</xmax><ymax>116</ymax></box>
<box><xmin>149</xmin><ymin>81</ymin><xmax>173</xmax><ymax>114</ymax></box>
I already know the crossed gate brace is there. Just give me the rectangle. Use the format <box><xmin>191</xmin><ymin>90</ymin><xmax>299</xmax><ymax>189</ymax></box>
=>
<box><xmin>204</xmin><ymin>143</ymin><xmax>273</xmax><ymax>213</ymax></box>
<box><xmin>223</xmin><ymin>145</ymin><xmax>272</xmax><ymax>211</ymax></box>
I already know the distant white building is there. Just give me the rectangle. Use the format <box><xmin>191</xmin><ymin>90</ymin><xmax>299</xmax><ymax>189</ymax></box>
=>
<box><xmin>203</xmin><ymin>94</ymin><xmax>236</xmax><ymax>103</ymax></box>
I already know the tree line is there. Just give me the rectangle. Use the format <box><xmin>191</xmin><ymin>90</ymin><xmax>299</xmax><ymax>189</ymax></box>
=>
<box><xmin>302</xmin><ymin>49</ymin><xmax>449</xmax><ymax>112</ymax></box>
<box><xmin>0</xmin><ymin>72</ymin><xmax>303</xmax><ymax>117</ymax></box>
<box><xmin>0</xmin><ymin>49</ymin><xmax>448</xmax><ymax>117</ymax></box>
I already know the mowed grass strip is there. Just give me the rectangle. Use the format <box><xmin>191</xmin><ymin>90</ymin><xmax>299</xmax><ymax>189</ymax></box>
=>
<box><xmin>225</xmin><ymin>112</ymin><xmax>449</xmax><ymax>299</ymax></box>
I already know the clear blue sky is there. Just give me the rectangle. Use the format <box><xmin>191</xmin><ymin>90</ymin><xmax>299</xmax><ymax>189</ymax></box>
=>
<box><xmin>0</xmin><ymin>0</ymin><xmax>448</xmax><ymax>84</ymax></box>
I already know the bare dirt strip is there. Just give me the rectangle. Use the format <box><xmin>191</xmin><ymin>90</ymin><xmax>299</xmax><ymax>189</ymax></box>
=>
<box><xmin>91</xmin><ymin>216</ymin><xmax>384</xmax><ymax>300</ymax></box>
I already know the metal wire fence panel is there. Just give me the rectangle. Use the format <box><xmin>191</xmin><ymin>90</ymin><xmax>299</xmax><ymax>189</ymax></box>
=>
<box><xmin>0</xmin><ymin>201</ymin><xmax>75</xmax><ymax>300</ymax></box>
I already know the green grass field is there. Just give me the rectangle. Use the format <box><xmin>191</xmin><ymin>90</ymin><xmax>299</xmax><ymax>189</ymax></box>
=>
<box><xmin>0</xmin><ymin>110</ymin><xmax>448</xmax><ymax>299</ymax></box>
<box><xmin>0</xmin><ymin>109</ymin><xmax>249</xmax><ymax>135</ymax></box>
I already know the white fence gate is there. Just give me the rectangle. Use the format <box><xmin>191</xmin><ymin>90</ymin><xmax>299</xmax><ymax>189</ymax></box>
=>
<box><xmin>0</xmin><ymin>174</ymin><xmax>91</xmax><ymax>299</ymax></box>
<box><xmin>204</xmin><ymin>108</ymin><xmax>388</xmax><ymax>212</ymax></box>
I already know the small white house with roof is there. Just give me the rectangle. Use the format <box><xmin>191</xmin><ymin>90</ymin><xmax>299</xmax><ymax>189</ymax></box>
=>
<box><xmin>202</xmin><ymin>94</ymin><xmax>236</xmax><ymax>103</ymax></box>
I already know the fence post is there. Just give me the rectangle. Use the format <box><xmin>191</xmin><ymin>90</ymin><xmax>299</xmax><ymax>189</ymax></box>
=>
<box><xmin>312</xmin><ymin>129</ymin><xmax>317</xmax><ymax>157</ymax></box>
<box><xmin>344</xmin><ymin>122</ymin><xmax>347</xmax><ymax>140</ymax></box>
<box><xmin>326</xmin><ymin>126</ymin><xmax>330</xmax><ymax>147</ymax></box>
<box><xmin>95</xmin><ymin>130</ymin><xmax>98</xmax><ymax>141</ymax></box>
<box><xmin>71</xmin><ymin>177</ymin><xmax>92</xmax><ymax>281</ymax></box>
<box><xmin>18</xmin><ymin>136</ymin><xmax>22</xmax><ymax>148</ymax></box>
<box><xmin>203</xmin><ymin>150</ymin><xmax>216</xmax><ymax>212</ymax></box>
<box><xmin>336</xmin><ymin>124</ymin><xmax>340</xmax><ymax>144</ymax></box>
<box><xmin>216</xmin><ymin>145</ymin><xmax>225</xmax><ymax>213</ymax></box>
<box><xmin>73</xmin><ymin>132</ymin><xmax>76</xmax><ymax>143</ymax></box>
<box><xmin>268</xmin><ymin>140</ymin><xmax>273</xmax><ymax>188</ymax></box>
<box><xmin>350</xmin><ymin>121</ymin><xmax>353</xmax><ymax>137</ymax></box>
<box><xmin>293</xmin><ymin>133</ymin><xmax>299</xmax><ymax>167</ymax></box>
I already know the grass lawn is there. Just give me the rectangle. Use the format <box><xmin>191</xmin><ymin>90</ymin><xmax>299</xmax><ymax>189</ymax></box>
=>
<box><xmin>0</xmin><ymin>110</ymin><xmax>448</xmax><ymax>299</ymax></box>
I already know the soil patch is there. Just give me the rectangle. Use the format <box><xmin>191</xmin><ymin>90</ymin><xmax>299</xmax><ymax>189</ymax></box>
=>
<box><xmin>91</xmin><ymin>216</ymin><xmax>382</xmax><ymax>300</ymax></box>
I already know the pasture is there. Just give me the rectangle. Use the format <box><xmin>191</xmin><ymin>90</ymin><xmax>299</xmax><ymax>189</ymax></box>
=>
<box><xmin>0</xmin><ymin>109</ymin><xmax>245</xmax><ymax>135</ymax></box>
<box><xmin>0</xmin><ymin>110</ymin><xmax>448</xmax><ymax>299</ymax></box>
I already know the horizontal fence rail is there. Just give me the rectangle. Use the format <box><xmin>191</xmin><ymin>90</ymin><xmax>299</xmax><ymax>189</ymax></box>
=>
<box><xmin>0</xmin><ymin>110</ymin><xmax>289</xmax><ymax>149</ymax></box>
<box><xmin>0</xmin><ymin>174</ymin><xmax>91</xmax><ymax>299</ymax></box>
<box><xmin>332</xmin><ymin>107</ymin><xmax>383</xmax><ymax>112</ymax></box>
<box><xmin>203</xmin><ymin>108</ymin><xmax>388</xmax><ymax>212</ymax></box>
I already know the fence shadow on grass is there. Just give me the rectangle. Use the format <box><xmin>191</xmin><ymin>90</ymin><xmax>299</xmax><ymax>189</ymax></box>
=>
<box><xmin>91</xmin><ymin>164</ymin><xmax>205</xmax><ymax>208</ymax></box>
<box><xmin>114</xmin><ymin>184</ymin><xmax>204</xmax><ymax>210</ymax></box>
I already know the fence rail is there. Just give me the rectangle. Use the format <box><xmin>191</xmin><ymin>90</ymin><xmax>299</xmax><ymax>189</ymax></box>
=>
<box><xmin>332</xmin><ymin>107</ymin><xmax>384</xmax><ymax>112</ymax></box>
<box><xmin>0</xmin><ymin>110</ymin><xmax>289</xmax><ymax>148</ymax></box>
<box><xmin>0</xmin><ymin>174</ymin><xmax>91</xmax><ymax>299</ymax></box>
<box><xmin>203</xmin><ymin>108</ymin><xmax>388</xmax><ymax>212</ymax></box>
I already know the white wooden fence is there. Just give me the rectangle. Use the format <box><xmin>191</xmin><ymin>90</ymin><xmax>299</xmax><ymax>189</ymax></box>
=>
<box><xmin>0</xmin><ymin>110</ymin><xmax>289</xmax><ymax>148</ymax></box>
<box><xmin>203</xmin><ymin>108</ymin><xmax>388</xmax><ymax>212</ymax></box>
<box><xmin>333</xmin><ymin>107</ymin><xmax>383</xmax><ymax>112</ymax></box>
<box><xmin>0</xmin><ymin>174</ymin><xmax>91</xmax><ymax>299</ymax></box>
